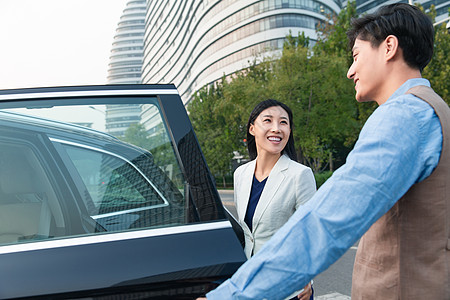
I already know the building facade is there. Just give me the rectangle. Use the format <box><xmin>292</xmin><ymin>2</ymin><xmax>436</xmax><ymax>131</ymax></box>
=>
<box><xmin>343</xmin><ymin>0</ymin><xmax>449</xmax><ymax>23</ymax></box>
<box><xmin>110</xmin><ymin>0</ymin><xmax>449</xmax><ymax>111</ymax></box>
<box><xmin>141</xmin><ymin>0</ymin><xmax>342</xmax><ymax>104</ymax></box>
<box><xmin>106</xmin><ymin>0</ymin><xmax>146</xmax><ymax>137</ymax></box>
<box><xmin>108</xmin><ymin>0</ymin><xmax>146</xmax><ymax>84</ymax></box>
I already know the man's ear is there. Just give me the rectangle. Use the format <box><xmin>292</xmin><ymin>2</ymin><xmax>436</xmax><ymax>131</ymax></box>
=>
<box><xmin>384</xmin><ymin>35</ymin><xmax>399</xmax><ymax>61</ymax></box>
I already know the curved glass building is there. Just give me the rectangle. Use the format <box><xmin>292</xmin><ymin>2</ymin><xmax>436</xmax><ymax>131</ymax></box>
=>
<box><xmin>108</xmin><ymin>0</ymin><xmax>146</xmax><ymax>84</ymax></box>
<box><xmin>106</xmin><ymin>0</ymin><xmax>146</xmax><ymax>137</ymax></box>
<box><xmin>344</xmin><ymin>0</ymin><xmax>449</xmax><ymax>23</ymax></box>
<box><xmin>359</xmin><ymin>0</ymin><xmax>448</xmax><ymax>20</ymax></box>
<box><xmin>141</xmin><ymin>0</ymin><xmax>342</xmax><ymax>104</ymax></box>
<box><xmin>112</xmin><ymin>0</ymin><xmax>448</xmax><ymax>108</ymax></box>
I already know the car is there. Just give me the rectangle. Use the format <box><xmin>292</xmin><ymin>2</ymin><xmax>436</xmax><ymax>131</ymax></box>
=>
<box><xmin>0</xmin><ymin>84</ymin><xmax>245</xmax><ymax>299</ymax></box>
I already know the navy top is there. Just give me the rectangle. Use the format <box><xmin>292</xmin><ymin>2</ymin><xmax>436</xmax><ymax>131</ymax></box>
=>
<box><xmin>244</xmin><ymin>175</ymin><xmax>268</xmax><ymax>231</ymax></box>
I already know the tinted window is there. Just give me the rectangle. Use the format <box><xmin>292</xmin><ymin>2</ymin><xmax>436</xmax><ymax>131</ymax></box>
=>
<box><xmin>0</xmin><ymin>139</ymin><xmax>65</xmax><ymax>245</ymax></box>
<box><xmin>62</xmin><ymin>144</ymin><xmax>175</xmax><ymax>232</ymax></box>
<box><xmin>0</xmin><ymin>99</ymin><xmax>190</xmax><ymax>245</ymax></box>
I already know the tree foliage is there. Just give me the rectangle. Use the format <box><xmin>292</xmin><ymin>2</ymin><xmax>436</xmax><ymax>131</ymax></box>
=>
<box><xmin>315</xmin><ymin>1</ymin><xmax>357</xmax><ymax>63</ymax></box>
<box><xmin>188</xmin><ymin>1</ymin><xmax>448</xmax><ymax>177</ymax></box>
<box><xmin>122</xmin><ymin>123</ymin><xmax>152</xmax><ymax>149</ymax></box>
<box><xmin>422</xmin><ymin>6</ymin><xmax>450</xmax><ymax>104</ymax></box>
<box><xmin>269</xmin><ymin>33</ymin><xmax>361</xmax><ymax>171</ymax></box>
<box><xmin>121</xmin><ymin>123</ymin><xmax>175</xmax><ymax>168</ymax></box>
<box><xmin>188</xmin><ymin>81</ymin><xmax>240</xmax><ymax>187</ymax></box>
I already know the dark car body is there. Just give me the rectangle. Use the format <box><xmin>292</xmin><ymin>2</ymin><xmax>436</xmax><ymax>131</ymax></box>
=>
<box><xmin>0</xmin><ymin>84</ymin><xmax>245</xmax><ymax>299</ymax></box>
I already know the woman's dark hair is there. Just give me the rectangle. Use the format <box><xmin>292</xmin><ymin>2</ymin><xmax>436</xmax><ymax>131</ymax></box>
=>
<box><xmin>246</xmin><ymin>99</ymin><xmax>297</xmax><ymax>161</ymax></box>
<box><xmin>347</xmin><ymin>3</ymin><xmax>434</xmax><ymax>72</ymax></box>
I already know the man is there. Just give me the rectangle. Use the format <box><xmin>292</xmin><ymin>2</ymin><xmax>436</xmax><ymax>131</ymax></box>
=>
<box><xmin>200</xmin><ymin>3</ymin><xmax>449</xmax><ymax>299</ymax></box>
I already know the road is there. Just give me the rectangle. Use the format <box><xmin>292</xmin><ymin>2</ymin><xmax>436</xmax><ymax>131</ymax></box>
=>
<box><xmin>218</xmin><ymin>190</ymin><xmax>354</xmax><ymax>300</ymax></box>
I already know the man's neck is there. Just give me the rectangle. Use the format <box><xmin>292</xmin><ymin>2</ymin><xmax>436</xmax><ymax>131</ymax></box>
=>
<box><xmin>376</xmin><ymin>66</ymin><xmax>422</xmax><ymax>105</ymax></box>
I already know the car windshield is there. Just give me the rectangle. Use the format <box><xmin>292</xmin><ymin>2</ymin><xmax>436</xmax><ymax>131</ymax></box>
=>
<box><xmin>0</xmin><ymin>96</ymin><xmax>189</xmax><ymax>245</ymax></box>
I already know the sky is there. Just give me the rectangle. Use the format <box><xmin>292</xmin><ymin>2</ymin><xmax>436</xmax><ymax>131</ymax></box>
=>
<box><xmin>0</xmin><ymin>0</ymin><xmax>129</xmax><ymax>90</ymax></box>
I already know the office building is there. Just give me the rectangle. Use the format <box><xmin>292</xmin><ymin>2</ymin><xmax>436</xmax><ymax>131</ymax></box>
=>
<box><xmin>106</xmin><ymin>0</ymin><xmax>146</xmax><ymax>137</ymax></box>
<box><xmin>141</xmin><ymin>0</ymin><xmax>342</xmax><ymax>104</ymax></box>
<box><xmin>108</xmin><ymin>0</ymin><xmax>146</xmax><ymax>84</ymax></box>
<box><xmin>112</xmin><ymin>0</ymin><xmax>449</xmax><ymax>111</ymax></box>
<box><xmin>344</xmin><ymin>0</ymin><xmax>449</xmax><ymax>24</ymax></box>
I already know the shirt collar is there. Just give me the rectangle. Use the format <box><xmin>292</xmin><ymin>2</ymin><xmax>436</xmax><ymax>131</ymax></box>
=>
<box><xmin>387</xmin><ymin>78</ymin><xmax>431</xmax><ymax>103</ymax></box>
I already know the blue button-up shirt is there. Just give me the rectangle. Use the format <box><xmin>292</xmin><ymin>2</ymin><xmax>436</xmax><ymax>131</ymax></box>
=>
<box><xmin>207</xmin><ymin>78</ymin><xmax>442</xmax><ymax>299</ymax></box>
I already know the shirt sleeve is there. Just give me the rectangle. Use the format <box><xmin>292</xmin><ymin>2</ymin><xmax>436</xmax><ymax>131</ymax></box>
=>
<box><xmin>206</xmin><ymin>96</ymin><xmax>442</xmax><ymax>300</ymax></box>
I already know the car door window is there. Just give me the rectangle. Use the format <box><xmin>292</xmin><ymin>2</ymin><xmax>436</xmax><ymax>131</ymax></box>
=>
<box><xmin>0</xmin><ymin>99</ymin><xmax>190</xmax><ymax>244</ymax></box>
<box><xmin>61</xmin><ymin>143</ymin><xmax>176</xmax><ymax>232</ymax></box>
<box><xmin>0</xmin><ymin>139</ymin><xmax>65</xmax><ymax>246</ymax></box>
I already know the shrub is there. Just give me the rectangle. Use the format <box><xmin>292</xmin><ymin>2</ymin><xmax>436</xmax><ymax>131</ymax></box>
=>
<box><xmin>314</xmin><ymin>171</ymin><xmax>333</xmax><ymax>188</ymax></box>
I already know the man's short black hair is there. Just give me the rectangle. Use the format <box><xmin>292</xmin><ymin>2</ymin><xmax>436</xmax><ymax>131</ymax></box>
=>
<box><xmin>347</xmin><ymin>3</ymin><xmax>434</xmax><ymax>71</ymax></box>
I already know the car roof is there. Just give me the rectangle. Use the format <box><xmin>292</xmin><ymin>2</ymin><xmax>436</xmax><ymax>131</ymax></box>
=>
<box><xmin>0</xmin><ymin>84</ymin><xmax>179</xmax><ymax>100</ymax></box>
<box><xmin>0</xmin><ymin>84</ymin><xmax>179</xmax><ymax>151</ymax></box>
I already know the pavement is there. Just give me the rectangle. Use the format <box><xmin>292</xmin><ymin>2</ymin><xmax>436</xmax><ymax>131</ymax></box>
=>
<box><xmin>316</xmin><ymin>293</ymin><xmax>351</xmax><ymax>300</ymax></box>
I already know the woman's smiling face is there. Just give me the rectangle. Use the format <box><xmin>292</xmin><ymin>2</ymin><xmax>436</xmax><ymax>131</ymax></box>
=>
<box><xmin>249</xmin><ymin>105</ymin><xmax>291</xmax><ymax>157</ymax></box>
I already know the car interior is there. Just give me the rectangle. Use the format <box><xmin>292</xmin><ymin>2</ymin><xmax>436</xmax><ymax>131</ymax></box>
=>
<box><xmin>0</xmin><ymin>141</ymin><xmax>64</xmax><ymax>245</ymax></box>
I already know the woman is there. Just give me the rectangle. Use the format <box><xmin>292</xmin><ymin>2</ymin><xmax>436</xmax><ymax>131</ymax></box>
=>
<box><xmin>234</xmin><ymin>99</ymin><xmax>316</xmax><ymax>300</ymax></box>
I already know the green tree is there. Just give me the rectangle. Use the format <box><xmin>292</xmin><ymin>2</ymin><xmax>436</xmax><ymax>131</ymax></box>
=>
<box><xmin>188</xmin><ymin>82</ymin><xmax>238</xmax><ymax>188</ymax></box>
<box><xmin>121</xmin><ymin>123</ymin><xmax>151</xmax><ymax>149</ymax></box>
<box><xmin>270</xmin><ymin>33</ymin><xmax>359</xmax><ymax>172</ymax></box>
<box><xmin>188</xmin><ymin>2</ymin><xmax>366</xmax><ymax>174</ymax></box>
<box><xmin>423</xmin><ymin>6</ymin><xmax>450</xmax><ymax>104</ymax></box>
<box><xmin>188</xmin><ymin>0</ymin><xmax>449</xmax><ymax>180</ymax></box>
<box><xmin>314</xmin><ymin>0</ymin><xmax>377</xmax><ymax>161</ymax></box>
<box><xmin>121</xmin><ymin>123</ymin><xmax>174</xmax><ymax>168</ymax></box>
<box><xmin>314</xmin><ymin>1</ymin><xmax>357</xmax><ymax>62</ymax></box>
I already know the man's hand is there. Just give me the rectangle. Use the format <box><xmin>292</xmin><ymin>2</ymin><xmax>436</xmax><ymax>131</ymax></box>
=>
<box><xmin>196</xmin><ymin>282</ymin><xmax>312</xmax><ymax>300</ymax></box>
<box><xmin>296</xmin><ymin>282</ymin><xmax>312</xmax><ymax>300</ymax></box>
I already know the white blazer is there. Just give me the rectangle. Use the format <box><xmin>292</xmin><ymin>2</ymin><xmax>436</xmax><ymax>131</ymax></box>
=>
<box><xmin>233</xmin><ymin>154</ymin><xmax>316</xmax><ymax>259</ymax></box>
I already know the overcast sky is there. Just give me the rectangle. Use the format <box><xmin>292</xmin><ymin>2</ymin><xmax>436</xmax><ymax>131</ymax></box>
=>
<box><xmin>0</xmin><ymin>0</ymin><xmax>128</xmax><ymax>90</ymax></box>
